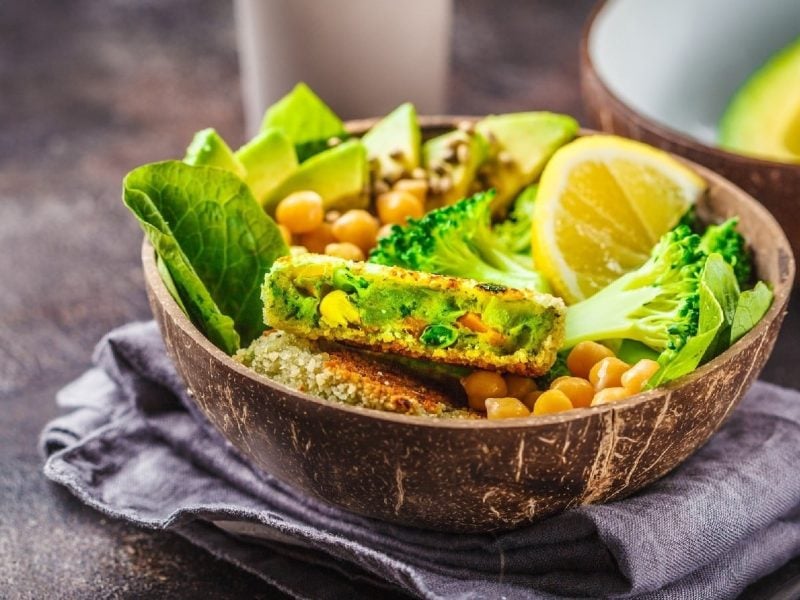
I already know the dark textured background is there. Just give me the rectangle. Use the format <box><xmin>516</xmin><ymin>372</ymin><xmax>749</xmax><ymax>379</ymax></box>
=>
<box><xmin>1</xmin><ymin>0</ymin><xmax>797</xmax><ymax>597</ymax></box>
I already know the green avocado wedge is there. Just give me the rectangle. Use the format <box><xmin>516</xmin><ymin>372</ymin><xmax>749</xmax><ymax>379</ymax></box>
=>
<box><xmin>476</xmin><ymin>112</ymin><xmax>578</xmax><ymax>213</ymax></box>
<box><xmin>262</xmin><ymin>139</ymin><xmax>369</xmax><ymax>214</ymax></box>
<box><xmin>260</xmin><ymin>82</ymin><xmax>347</xmax><ymax>162</ymax></box>
<box><xmin>184</xmin><ymin>128</ymin><xmax>247</xmax><ymax>178</ymax></box>
<box><xmin>361</xmin><ymin>102</ymin><xmax>421</xmax><ymax>184</ymax></box>
<box><xmin>423</xmin><ymin>129</ymin><xmax>489</xmax><ymax>206</ymax></box>
<box><xmin>235</xmin><ymin>129</ymin><xmax>298</xmax><ymax>205</ymax></box>
<box><xmin>719</xmin><ymin>37</ymin><xmax>800</xmax><ymax>163</ymax></box>
<box><xmin>123</xmin><ymin>161</ymin><xmax>289</xmax><ymax>354</ymax></box>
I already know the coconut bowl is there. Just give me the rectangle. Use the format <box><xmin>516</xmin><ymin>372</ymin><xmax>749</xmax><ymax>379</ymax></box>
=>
<box><xmin>581</xmin><ymin>0</ymin><xmax>800</xmax><ymax>268</ymax></box>
<box><xmin>142</xmin><ymin>118</ymin><xmax>794</xmax><ymax>533</ymax></box>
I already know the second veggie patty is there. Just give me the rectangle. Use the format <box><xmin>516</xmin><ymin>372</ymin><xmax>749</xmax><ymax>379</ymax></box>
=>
<box><xmin>262</xmin><ymin>254</ymin><xmax>565</xmax><ymax>375</ymax></box>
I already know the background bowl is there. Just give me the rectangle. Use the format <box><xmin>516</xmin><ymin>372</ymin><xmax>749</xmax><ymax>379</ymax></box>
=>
<box><xmin>581</xmin><ymin>0</ymin><xmax>800</xmax><ymax>267</ymax></box>
<box><xmin>143</xmin><ymin>118</ymin><xmax>794</xmax><ymax>533</ymax></box>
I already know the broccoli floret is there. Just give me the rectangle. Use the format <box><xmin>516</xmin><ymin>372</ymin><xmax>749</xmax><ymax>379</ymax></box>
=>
<box><xmin>492</xmin><ymin>184</ymin><xmax>538</xmax><ymax>260</ymax></box>
<box><xmin>563</xmin><ymin>225</ymin><xmax>705</xmax><ymax>362</ymax></box>
<box><xmin>368</xmin><ymin>190</ymin><xmax>550</xmax><ymax>292</ymax></box>
<box><xmin>699</xmin><ymin>218</ymin><xmax>751</xmax><ymax>286</ymax></box>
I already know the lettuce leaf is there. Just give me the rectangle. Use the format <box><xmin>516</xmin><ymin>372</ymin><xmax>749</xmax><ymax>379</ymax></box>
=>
<box><xmin>699</xmin><ymin>253</ymin><xmax>740</xmax><ymax>361</ymax></box>
<box><xmin>647</xmin><ymin>275</ymin><xmax>724</xmax><ymax>388</ymax></box>
<box><xmin>123</xmin><ymin>161</ymin><xmax>288</xmax><ymax>353</ymax></box>
<box><xmin>730</xmin><ymin>282</ymin><xmax>773</xmax><ymax>344</ymax></box>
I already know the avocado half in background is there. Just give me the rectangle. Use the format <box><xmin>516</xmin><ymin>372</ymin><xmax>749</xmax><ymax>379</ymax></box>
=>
<box><xmin>718</xmin><ymin>37</ymin><xmax>800</xmax><ymax>164</ymax></box>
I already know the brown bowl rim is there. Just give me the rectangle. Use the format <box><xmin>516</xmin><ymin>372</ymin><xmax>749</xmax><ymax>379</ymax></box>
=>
<box><xmin>142</xmin><ymin>118</ymin><xmax>794</xmax><ymax>431</ymax></box>
<box><xmin>580</xmin><ymin>0</ymin><xmax>800</xmax><ymax>172</ymax></box>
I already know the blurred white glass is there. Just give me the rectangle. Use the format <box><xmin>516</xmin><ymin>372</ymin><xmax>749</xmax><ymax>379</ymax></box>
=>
<box><xmin>235</xmin><ymin>0</ymin><xmax>453</xmax><ymax>136</ymax></box>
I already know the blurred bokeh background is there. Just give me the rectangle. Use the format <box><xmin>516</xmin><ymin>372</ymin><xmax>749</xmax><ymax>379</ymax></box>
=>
<box><xmin>1</xmin><ymin>1</ymin><xmax>796</xmax><ymax>597</ymax></box>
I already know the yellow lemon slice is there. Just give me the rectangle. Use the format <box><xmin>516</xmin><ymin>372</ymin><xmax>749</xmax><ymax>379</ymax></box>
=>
<box><xmin>532</xmin><ymin>135</ymin><xmax>706</xmax><ymax>303</ymax></box>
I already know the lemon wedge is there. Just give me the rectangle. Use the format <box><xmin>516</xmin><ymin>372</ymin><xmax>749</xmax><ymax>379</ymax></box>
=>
<box><xmin>532</xmin><ymin>135</ymin><xmax>706</xmax><ymax>303</ymax></box>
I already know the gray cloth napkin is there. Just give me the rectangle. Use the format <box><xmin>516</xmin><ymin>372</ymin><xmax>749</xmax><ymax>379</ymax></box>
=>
<box><xmin>41</xmin><ymin>321</ymin><xmax>800</xmax><ymax>600</ymax></box>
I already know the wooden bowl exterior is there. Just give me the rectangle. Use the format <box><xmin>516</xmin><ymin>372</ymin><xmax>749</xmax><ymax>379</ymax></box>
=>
<box><xmin>143</xmin><ymin>119</ymin><xmax>794</xmax><ymax>532</ymax></box>
<box><xmin>580</xmin><ymin>0</ymin><xmax>800</xmax><ymax>269</ymax></box>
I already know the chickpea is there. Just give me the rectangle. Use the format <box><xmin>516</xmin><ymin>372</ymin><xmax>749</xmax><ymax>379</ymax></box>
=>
<box><xmin>591</xmin><ymin>387</ymin><xmax>631</xmax><ymax>406</ymax></box>
<box><xmin>275</xmin><ymin>190</ymin><xmax>324</xmax><ymax>234</ymax></box>
<box><xmin>566</xmin><ymin>341</ymin><xmax>616</xmax><ymax>379</ymax></box>
<box><xmin>376</xmin><ymin>191</ymin><xmax>424</xmax><ymax>225</ymax></box>
<box><xmin>521</xmin><ymin>390</ymin><xmax>543</xmax><ymax>412</ymax></box>
<box><xmin>550</xmin><ymin>376</ymin><xmax>594</xmax><ymax>408</ymax></box>
<box><xmin>505</xmin><ymin>375</ymin><xmax>537</xmax><ymax>399</ymax></box>
<box><xmin>324</xmin><ymin>242</ymin><xmax>365</xmax><ymax>261</ymax></box>
<box><xmin>298</xmin><ymin>223</ymin><xmax>337</xmax><ymax>254</ymax></box>
<box><xmin>331</xmin><ymin>209</ymin><xmax>379</xmax><ymax>252</ymax></box>
<box><xmin>549</xmin><ymin>375</ymin><xmax>572</xmax><ymax>388</ymax></box>
<box><xmin>461</xmin><ymin>371</ymin><xmax>507</xmax><ymax>411</ymax></box>
<box><xmin>393</xmin><ymin>178</ymin><xmax>428</xmax><ymax>204</ymax></box>
<box><xmin>589</xmin><ymin>357</ymin><xmax>631</xmax><ymax>391</ymax></box>
<box><xmin>277</xmin><ymin>224</ymin><xmax>293</xmax><ymax>246</ymax></box>
<box><xmin>621</xmin><ymin>359</ymin><xmax>661</xmax><ymax>394</ymax></box>
<box><xmin>485</xmin><ymin>397</ymin><xmax>530</xmax><ymax>420</ymax></box>
<box><xmin>532</xmin><ymin>389</ymin><xmax>573</xmax><ymax>416</ymax></box>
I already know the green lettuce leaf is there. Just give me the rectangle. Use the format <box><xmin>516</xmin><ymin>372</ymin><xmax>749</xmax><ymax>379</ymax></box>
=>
<box><xmin>648</xmin><ymin>278</ymin><xmax>724</xmax><ymax>387</ymax></box>
<box><xmin>123</xmin><ymin>161</ymin><xmax>288</xmax><ymax>353</ymax></box>
<box><xmin>699</xmin><ymin>253</ymin><xmax>740</xmax><ymax>361</ymax></box>
<box><xmin>156</xmin><ymin>254</ymin><xmax>187</xmax><ymax>314</ymax></box>
<box><xmin>730</xmin><ymin>281</ymin><xmax>773</xmax><ymax>344</ymax></box>
<box><xmin>647</xmin><ymin>256</ymin><xmax>729</xmax><ymax>388</ymax></box>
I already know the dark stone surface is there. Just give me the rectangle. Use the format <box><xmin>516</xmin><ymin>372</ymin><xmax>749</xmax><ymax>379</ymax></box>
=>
<box><xmin>0</xmin><ymin>0</ymin><xmax>796</xmax><ymax>597</ymax></box>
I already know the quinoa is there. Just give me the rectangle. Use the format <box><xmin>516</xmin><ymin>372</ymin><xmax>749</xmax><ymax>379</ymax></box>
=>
<box><xmin>235</xmin><ymin>331</ymin><xmax>478</xmax><ymax>418</ymax></box>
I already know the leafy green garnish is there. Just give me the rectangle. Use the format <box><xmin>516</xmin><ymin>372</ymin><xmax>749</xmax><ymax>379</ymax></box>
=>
<box><xmin>731</xmin><ymin>282</ymin><xmax>773</xmax><ymax>344</ymax></box>
<box><xmin>156</xmin><ymin>254</ymin><xmax>187</xmax><ymax>314</ymax></box>
<box><xmin>700</xmin><ymin>253</ymin><xmax>741</xmax><ymax>361</ymax></box>
<box><xmin>647</xmin><ymin>271</ymin><xmax>724</xmax><ymax>388</ymax></box>
<box><xmin>646</xmin><ymin>253</ymin><xmax>737</xmax><ymax>387</ymax></box>
<box><xmin>615</xmin><ymin>340</ymin><xmax>660</xmax><ymax>364</ymax></box>
<box><xmin>123</xmin><ymin>161</ymin><xmax>288</xmax><ymax>353</ymax></box>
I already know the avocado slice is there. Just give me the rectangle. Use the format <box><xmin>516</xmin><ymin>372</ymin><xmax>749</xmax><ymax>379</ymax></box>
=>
<box><xmin>719</xmin><ymin>37</ymin><xmax>800</xmax><ymax>163</ymax></box>
<box><xmin>235</xmin><ymin>129</ymin><xmax>298</xmax><ymax>205</ymax></box>
<box><xmin>262</xmin><ymin>139</ymin><xmax>368</xmax><ymax>214</ymax></box>
<box><xmin>423</xmin><ymin>129</ymin><xmax>489</xmax><ymax>207</ymax></box>
<box><xmin>361</xmin><ymin>102</ymin><xmax>421</xmax><ymax>185</ymax></box>
<box><xmin>184</xmin><ymin>128</ymin><xmax>247</xmax><ymax>178</ymax></box>
<box><xmin>475</xmin><ymin>112</ymin><xmax>578</xmax><ymax>213</ymax></box>
<box><xmin>260</xmin><ymin>83</ymin><xmax>347</xmax><ymax>162</ymax></box>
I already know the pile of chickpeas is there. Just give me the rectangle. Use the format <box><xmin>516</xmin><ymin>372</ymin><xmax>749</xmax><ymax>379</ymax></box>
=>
<box><xmin>461</xmin><ymin>341</ymin><xmax>661</xmax><ymax>420</ymax></box>
<box><xmin>274</xmin><ymin>177</ymin><xmax>429</xmax><ymax>260</ymax></box>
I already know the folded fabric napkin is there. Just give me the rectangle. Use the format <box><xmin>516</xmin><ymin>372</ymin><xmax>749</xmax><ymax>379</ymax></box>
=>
<box><xmin>41</xmin><ymin>321</ymin><xmax>800</xmax><ymax>600</ymax></box>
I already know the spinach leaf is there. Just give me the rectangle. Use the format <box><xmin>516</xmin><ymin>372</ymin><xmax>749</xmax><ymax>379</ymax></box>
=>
<box><xmin>647</xmin><ymin>277</ymin><xmax>725</xmax><ymax>388</ymax></box>
<box><xmin>156</xmin><ymin>254</ymin><xmax>187</xmax><ymax>314</ymax></box>
<box><xmin>123</xmin><ymin>161</ymin><xmax>288</xmax><ymax>353</ymax></box>
<box><xmin>730</xmin><ymin>282</ymin><xmax>773</xmax><ymax>344</ymax></box>
<box><xmin>616</xmin><ymin>340</ymin><xmax>660</xmax><ymax>364</ymax></box>
<box><xmin>699</xmin><ymin>253</ymin><xmax>740</xmax><ymax>361</ymax></box>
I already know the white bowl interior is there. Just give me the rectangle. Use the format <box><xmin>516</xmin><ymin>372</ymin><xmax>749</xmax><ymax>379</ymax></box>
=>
<box><xmin>589</xmin><ymin>0</ymin><xmax>800</xmax><ymax>146</ymax></box>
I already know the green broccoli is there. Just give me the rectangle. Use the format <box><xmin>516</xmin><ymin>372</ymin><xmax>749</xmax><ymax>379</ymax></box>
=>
<box><xmin>563</xmin><ymin>224</ymin><xmax>705</xmax><ymax>362</ymax></box>
<box><xmin>492</xmin><ymin>184</ymin><xmax>538</xmax><ymax>261</ymax></box>
<box><xmin>368</xmin><ymin>190</ymin><xmax>551</xmax><ymax>293</ymax></box>
<box><xmin>699</xmin><ymin>218</ymin><xmax>751</xmax><ymax>286</ymax></box>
